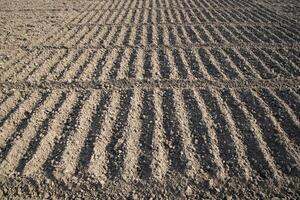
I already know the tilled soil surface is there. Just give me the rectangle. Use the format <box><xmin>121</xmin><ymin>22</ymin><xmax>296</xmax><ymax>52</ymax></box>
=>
<box><xmin>0</xmin><ymin>0</ymin><xmax>300</xmax><ymax>199</ymax></box>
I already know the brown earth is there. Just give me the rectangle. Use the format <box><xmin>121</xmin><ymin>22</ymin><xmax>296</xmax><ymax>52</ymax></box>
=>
<box><xmin>0</xmin><ymin>0</ymin><xmax>300</xmax><ymax>199</ymax></box>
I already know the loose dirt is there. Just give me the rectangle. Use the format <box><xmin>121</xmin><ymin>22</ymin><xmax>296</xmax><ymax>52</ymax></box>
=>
<box><xmin>0</xmin><ymin>0</ymin><xmax>300</xmax><ymax>199</ymax></box>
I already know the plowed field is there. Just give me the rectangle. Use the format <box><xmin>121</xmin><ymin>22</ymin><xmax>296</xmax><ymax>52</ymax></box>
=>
<box><xmin>0</xmin><ymin>0</ymin><xmax>299</xmax><ymax>199</ymax></box>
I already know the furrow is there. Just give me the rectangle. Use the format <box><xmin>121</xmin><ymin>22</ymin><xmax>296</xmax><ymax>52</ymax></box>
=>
<box><xmin>161</xmin><ymin>89</ymin><xmax>189</xmax><ymax>174</ymax></box>
<box><xmin>221</xmin><ymin>89</ymin><xmax>278</xmax><ymax>178</ymax></box>
<box><xmin>22</xmin><ymin>91</ymin><xmax>78</xmax><ymax>176</ymax></box>
<box><xmin>264</xmin><ymin>49</ymin><xmax>300</xmax><ymax>77</ymax></box>
<box><xmin>171</xmin><ymin>49</ymin><xmax>193</xmax><ymax>79</ymax></box>
<box><xmin>53</xmin><ymin>91</ymin><xmax>101</xmax><ymax>181</ymax></box>
<box><xmin>192</xmin><ymin>89</ymin><xmax>225</xmax><ymax>179</ymax></box>
<box><xmin>56</xmin><ymin>50</ymin><xmax>85</xmax><ymax>81</ymax></box>
<box><xmin>0</xmin><ymin>92</ymin><xmax>41</xmax><ymax>148</ymax></box>
<box><xmin>75</xmin><ymin>91</ymin><xmax>111</xmax><ymax>177</ymax></box>
<box><xmin>32</xmin><ymin>50</ymin><xmax>69</xmax><ymax>82</ymax></box>
<box><xmin>99</xmin><ymin>48</ymin><xmax>120</xmax><ymax>82</ymax></box>
<box><xmin>223</xmin><ymin>48</ymin><xmax>262</xmax><ymax>79</ymax></box>
<box><xmin>16</xmin><ymin>51</ymin><xmax>57</xmax><ymax>82</ymax></box>
<box><xmin>0</xmin><ymin>91</ymin><xmax>22</xmax><ymax>121</ymax></box>
<box><xmin>181</xmin><ymin>89</ymin><xmax>219</xmax><ymax>177</ymax></box>
<box><xmin>151</xmin><ymin>89</ymin><xmax>168</xmax><ymax>180</ymax></box>
<box><xmin>42</xmin><ymin>92</ymin><xmax>89</xmax><ymax>178</ymax></box>
<box><xmin>238</xmin><ymin>48</ymin><xmax>275</xmax><ymax>79</ymax></box>
<box><xmin>199</xmin><ymin>89</ymin><xmax>243</xmax><ymax>176</ymax></box>
<box><xmin>63</xmin><ymin>50</ymin><xmax>96</xmax><ymax>81</ymax></box>
<box><xmin>1</xmin><ymin>51</ymin><xmax>45</xmax><ymax>82</ymax></box>
<box><xmin>275</xmin><ymin>89</ymin><xmax>300</xmax><ymax>120</ymax></box>
<box><xmin>238</xmin><ymin>89</ymin><xmax>299</xmax><ymax>176</ymax></box>
<box><xmin>78</xmin><ymin>50</ymin><xmax>105</xmax><ymax>81</ymax></box>
<box><xmin>198</xmin><ymin>48</ymin><xmax>226</xmax><ymax>80</ymax></box>
<box><xmin>165</xmin><ymin>48</ymin><xmax>180</xmax><ymax>79</ymax></box>
<box><xmin>173</xmin><ymin>89</ymin><xmax>204</xmax><ymax>178</ymax></box>
<box><xmin>105</xmin><ymin>90</ymin><xmax>134</xmax><ymax>179</ymax></box>
<box><xmin>183</xmin><ymin>49</ymin><xmax>208</xmax><ymax>80</ymax></box>
<box><xmin>257</xmin><ymin>88</ymin><xmax>300</xmax><ymax>146</ymax></box>
<box><xmin>46</xmin><ymin>50</ymin><xmax>77</xmax><ymax>82</ymax></box>
<box><xmin>0</xmin><ymin>91</ymin><xmax>62</xmax><ymax>175</ymax></box>
<box><xmin>135</xmin><ymin>90</ymin><xmax>155</xmax><ymax>179</ymax></box>
<box><xmin>88</xmin><ymin>91</ymin><xmax>121</xmax><ymax>181</ymax></box>
<box><xmin>116</xmin><ymin>48</ymin><xmax>133</xmax><ymax>80</ymax></box>
<box><xmin>16</xmin><ymin>93</ymin><xmax>67</xmax><ymax>174</ymax></box>
<box><xmin>122</xmin><ymin>89</ymin><xmax>143</xmax><ymax>181</ymax></box>
<box><xmin>210</xmin><ymin>88</ymin><xmax>252</xmax><ymax>179</ymax></box>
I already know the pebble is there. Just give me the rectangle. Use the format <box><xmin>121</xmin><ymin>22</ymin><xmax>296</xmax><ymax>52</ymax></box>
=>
<box><xmin>208</xmin><ymin>179</ymin><xmax>214</xmax><ymax>189</ymax></box>
<box><xmin>226</xmin><ymin>195</ymin><xmax>232</xmax><ymax>200</ymax></box>
<box><xmin>130</xmin><ymin>193</ymin><xmax>139</xmax><ymax>200</ymax></box>
<box><xmin>44</xmin><ymin>192</ymin><xmax>50</xmax><ymax>199</ymax></box>
<box><xmin>185</xmin><ymin>186</ymin><xmax>192</xmax><ymax>196</ymax></box>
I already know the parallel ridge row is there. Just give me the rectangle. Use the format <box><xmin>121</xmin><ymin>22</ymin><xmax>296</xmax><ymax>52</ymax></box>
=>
<box><xmin>2</xmin><ymin>0</ymin><xmax>298</xmax><ymax>73</ymax></box>
<box><xmin>63</xmin><ymin>7</ymin><xmax>298</xmax><ymax>28</ymax></box>
<box><xmin>0</xmin><ymin>88</ymin><xmax>299</xmax><ymax>182</ymax></box>
<box><xmin>39</xmin><ymin>24</ymin><xmax>300</xmax><ymax>48</ymax></box>
<box><xmin>2</xmin><ymin>47</ymin><xmax>299</xmax><ymax>83</ymax></box>
<box><xmin>0</xmin><ymin>0</ymin><xmax>284</xmax><ymax>10</ymax></box>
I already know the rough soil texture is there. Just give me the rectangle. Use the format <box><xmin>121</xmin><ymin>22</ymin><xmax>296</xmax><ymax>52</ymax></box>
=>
<box><xmin>0</xmin><ymin>0</ymin><xmax>300</xmax><ymax>199</ymax></box>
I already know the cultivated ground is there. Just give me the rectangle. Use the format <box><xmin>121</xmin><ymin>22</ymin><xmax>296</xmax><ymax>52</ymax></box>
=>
<box><xmin>0</xmin><ymin>0</ymin><xmax>300</xmax><ymax>199</ymax></box>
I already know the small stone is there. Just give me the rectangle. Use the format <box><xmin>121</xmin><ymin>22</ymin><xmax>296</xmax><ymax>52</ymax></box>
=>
<box><xmin>185</xmin><ymin>186</ymin><xmax>192</xmax><ymax>196</ymax></box>
<box><xmin>130</xmin><ymin>193</ymin><xmax>139</xmax><ymax>200</ymax></box>
<box><xmin>208</xmin><ymin>179</ymin><xmax>214</xmax><ymax>189</ymax></box>
<box><xmin>226</xmin><ymin>195</ymin><xmax>232</xmax><ymax>200</ymax></box>
<box><xmin>99</xmin><ymin>180</ymin><xmax>105</xmax><ymax>186</ymax></box>
<box><xmin>44</xmin><ymin>192</ymin><xmax>50</xmax><ymax>199</ymax></box>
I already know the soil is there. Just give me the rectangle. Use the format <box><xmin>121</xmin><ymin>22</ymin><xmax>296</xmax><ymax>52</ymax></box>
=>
<box><xmin>0</xmin><ymin>0</ymin><xmax>300</xmax><ymax>199</ymax></box>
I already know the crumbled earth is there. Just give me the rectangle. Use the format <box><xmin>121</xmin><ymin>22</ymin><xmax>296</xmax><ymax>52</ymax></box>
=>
<box><xmin>0</xmin><ymin>0</ymin><xmax>299</xmax><ymax>199</ymax></box>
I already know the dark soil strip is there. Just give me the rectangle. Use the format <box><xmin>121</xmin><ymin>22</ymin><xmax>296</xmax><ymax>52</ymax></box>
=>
<box><xmin>106</xmin><ymin>90</ymin><xmax>133</xmax><ymax>179</ymax></box>
<box><xmin>75</xmin><ymin>50</ymin><xmax>97</xmax><ymax>80</ymax></box>
<box><xmin>239</xmin><ymin>90</ymin><xmax>299</xmax><ymax>176</ymax></box>
<box><xmin>144</xmin><ymin>49</ymin><xmax>153</xmax><ymax>79</ymax></box>
<box><xmin>209</xmin><ymin>48</ymin><xmax>240</xmax><ymax>79</ymax></box>
<box><xmin>0</xmin><ymin>92</ymin><xmax>49</xmax><ymax>163</ymax></box>
<box><xmin>127</xmin><ymin>49</ymin><xmax>138</xmax><ymax>78</ymax></box>
<box><xmin>275</xmin><ymin>89</ymin><xmax>300</xmax><ymax>120</ymax></box>
<box><xmin>75</xmin><ymin>92</ymin><xmax>111</xmax><ymax>176</ymax></box>
<box><xmin>238</xmin><ymin>48</ymin><xmax>275</xmax><ymax>79</ymax></box>
<box><xmin>94</xmin><ymin>49</ymin><xmax>110</xmax><ymax>81</ymax></box>
<box><xmin>47</xmin><ymin>50</ymin><xmax>69</xmax><ymax>78</ymax></box>
<box><xmin>257</xmin><ymin>88</ymin><xmax>300</xmax><ymax>146</ymax></box>
<box><xmin>184</xmin><ymin>49</ymin><xmax>204</xmax><ymax>79</ymax></box>
<box><xmin>194</xmin><ymin>26</ymin><xmax>211</xmax><ymax>43</ymax></box>
<box><xmin>162</xmin><ymin>89</ymin><xmax>187</xmax><ymax>173</ymax></box>
<box><xmin>138</xmin><ymin>90</ymin><xmax>155</xmax><ymax>179</ymax></box>
<box><xmin>182</xmin><ymin>89</ymin><xmax>218</xmax><ymax>175</ymax></box>
<box><xmin>0</xmin><ymin>94</ymin><xmax>28</xmax><ymax>128</ymax></box>
<box><xmin>221</xmin><ymin>89</ymin><xmax>273</xmax><ymax>178</ymax></box>
<box><xmin>222</xmin><ymin>48</ymin><xmax>255</xmax><ymax>77</ymax></box>
<box><xmin>43</xmin><ymin>92</ymin><xmax>89</xmax><ymax>178</ymax></box>
<box><xmin>57</xmin><ymin>49</ymin><xmax>84</xmax><ymax>80</ymax></box>
<box><xmin>108</xmin><ymin>49</ymin><xmax>125</xmax><ymax>79</ymax></box>
<box><xmin>198</xmin><ymin>48</ymin><xmax>223</xmax><ymax>79</ymax></box>
<box><xmin>16</xmin><ymin>93</ymin><xmax>67</xmax><ymax>173</ymax></box>
<box><xmin>200</xmin><ymin>89</ymin><xmax>241</xmax><ymax>176</ymax></box>
<box><xmin>172</xmin><ymin>49</ymin><xmax>188</xmax><ymax>79</ymax></box>
<box><xmin>158</xmin><ymin>49</ymin><xmax>170</xmax><ymax>79</ymax></box>
<box><xmin>251</xmin><ymin>48</ymin><xmax>289</xmax><ymax>76</ymax></box>
<box><xmin>262</xmin><ymin>48</ymin><xmax>300</xmax><ymax>76</ymax></box>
